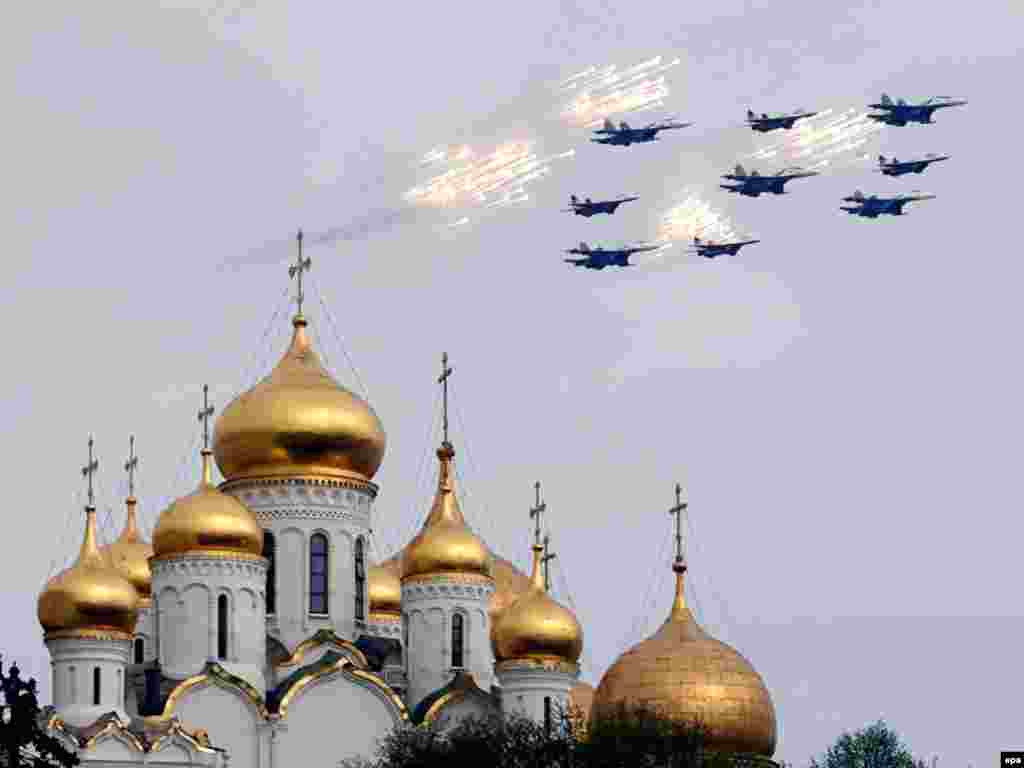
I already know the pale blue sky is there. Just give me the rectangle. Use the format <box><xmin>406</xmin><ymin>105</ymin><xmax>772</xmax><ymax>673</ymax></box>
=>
<box><xmin>2</xmin><ymin>2</ymin><xmax>1021</xmax><ymax>765</ymax></box>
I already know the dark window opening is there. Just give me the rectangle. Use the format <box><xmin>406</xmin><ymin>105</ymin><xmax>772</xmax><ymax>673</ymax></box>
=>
<box><xmin>451</xmin><ymin>613</ymin><xmax>464</xmax><ymax>669</ymax></box>
<box><xmin>263</xmin><ymin>530</ymin><xmax>277</xmax><ymax>615</ymax></box>
<box><xmin>92</xmin><ymin>667</ymin><xmax>101</xmax><ymax>706</ymax></box>
<box><xmin>133</xmin><ymin>637</ymin><xmax>144</xmax><ymax>665</ymax></box>
<box><xmin>544</xmin><ymin>695</ymin><xmax>552</xmax><ymax>736</ymax></box>
<box><xmin>354</xmin><ymin>537</ymin><xmax>366</xmax><ymax>621</ymax></box>
<box><xmin>310</xmin><ymin>533</ymin><xmax>329</xmax><ymax>614</ymax></box>
<box><xmin>217</xmin><ymin>594</ymin><xmax>229</xmax><ymax>660</ymax></box>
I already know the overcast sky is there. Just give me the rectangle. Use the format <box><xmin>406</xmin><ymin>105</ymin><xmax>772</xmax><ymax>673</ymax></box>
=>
<box><xmin>2</xmin><ymin>1</ymin><xmax>1021</xmax><ymax>765</ymax></box>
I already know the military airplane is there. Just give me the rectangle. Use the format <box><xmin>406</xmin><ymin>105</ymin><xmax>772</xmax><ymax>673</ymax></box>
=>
<box><xmin>689</xmin><ymin>236</ymin><xmax>761</xmax><ymax>259</ymax></box>
<box><xmin>591</xmin><ymin>117</ymin><xmax>692</xmax><ymax>146</ymax></box>
<box><xmin>563</xmin><ymin>194</ymin><xmax>640</xmax><ymax>217</ymax></box>
<box><xmin>840</xmin><ymin>190</ymin><xmax>936</xmax><ymax>218</ymax></box>
<box><xmin>877</xmin><ymin>153</ymin><xmax>950</xmax><ymax>177</ymax></box>
<box><xmin>720</xmin><ymin>164</ymin><xmax>819</xmax><ymax>197</ymax></box>
<box><xmin>746</xmin><ymin>109</ymin><xmax>817</xmax><ymax>132</ymax></box>
<box><xmin>563</xmin><ymin>241</ymin><xmax>660</xmax><ymax>270</ymax></box>
<box><xmin>867</xmin><ymin>94</ymin><xmax>967</xmax><ymax>126</ymax></box>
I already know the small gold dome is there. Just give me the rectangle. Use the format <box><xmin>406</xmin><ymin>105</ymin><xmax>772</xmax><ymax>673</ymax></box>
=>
<box><xmin>213</xmin><ymin>315</ymin><xmax>386</xmax><ymax>483</ymax></box>
<box><xmin>493</xmin><ymin>544</ymin><xmax>583</xmax><ymax>664</ymax></box>
<box><xmin>401</xmin><ymin>442</ymin><xmax>492</xmax><ymax>581</ymax></box>
<box><xmin>368</xmin><ymin>559</ymin><xmax>402</xmax><ymax>618</ymax></box>
<box><xmin>570</xmin><ymin>681</ymin><xmax>595</xmax><ymax>726</ymax></box>
<box><xmin>489</xmin><ymin>554</ymin><xmax>532</xmax><ymax>625</ymax></box>
<box><xmin>152</xmin><ymin>450</ymin><xmax>263</xmax><ymax>559</ymax></box>
<box><xmin>38</xmin><ymin>507</ymin><xmax>140</xmax><ymax>638</ymax></box>
<box><xmin>591</xmin><ymin>564</ymin><xmax>777</xmax><ymax>756</ymax></box>
<box><xmin>101</xmin><ymin>497</ymin><xmax>153</xmax><ymax>600</ymax></box>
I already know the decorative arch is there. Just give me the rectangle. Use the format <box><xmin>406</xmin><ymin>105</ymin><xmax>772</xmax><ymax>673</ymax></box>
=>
<box><xmin>161</xmin><ymin>662</ymin><xmax>270</xmax><ymax>722</ymax></box>
<box><xmin>272</xmin><ymin>628</ymin><xmax>370</xmax><ymax>670</ymax></box>
<box><xmin>276</xmin><ymin>653</ymin><xmax>408</xmax><ymax>723</ymax></box>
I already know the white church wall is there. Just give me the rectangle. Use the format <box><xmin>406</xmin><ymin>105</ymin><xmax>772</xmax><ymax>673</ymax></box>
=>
<box><xmin>429</xmin><ymin>694</ymin><xmax>494</xmax><ymax>730</ymax></box>
<box><xmin>172</xmin><ymin>681</ymin><xmax>264</xmax><ymax>768</ymax></box>
<box><xmin>45</xmin><ymin>636</ymin><xmax>131</xmax><ymax>727</ymax></box>
<box><xmin>496</xmin><ymin>662</ymin><xmax>576</xmax><ymax>725</ymax></box>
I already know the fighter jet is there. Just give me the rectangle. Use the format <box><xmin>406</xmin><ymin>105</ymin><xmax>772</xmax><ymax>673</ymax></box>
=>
<box><xmin>563</xmin><ymin>241</ymin><xmax>660</xmax><ymax>270</ymax></box>
<box><xmin>746</xmin><ymin>109</ymin><xmax>817</xmax><ymax>132</ymax></box>
<box><xmin>867</xmin><ymin>94</ymin><xmax>967</xmax><ymax>126</ymax></box>
<box><xmin>877</xmin><ymin>153</ymin><xmax>950</xmax><ymax>177</ymax></box>
<box><xmin>591</xmin><ymin>117</ymin><xmax>692</xmax><ymax>146</ymax></box>
<box><xmin>720</xmin><ymin>164</ymin><xmax>819</xmax><ymax>197</ymax></box>
<box><xmin>840</xmin><ymin>190</ymin><xmax>936</xmax><ymax>218</ymax></box>
<box><xmin>563</xmin><ymin>194</ymin><xmax>640</xmax><ymax>217</ymax></box>
<box><xmin>689</xmin><ymin>236</ymin><xmax>761</xmax><ymax>259</ymax></box>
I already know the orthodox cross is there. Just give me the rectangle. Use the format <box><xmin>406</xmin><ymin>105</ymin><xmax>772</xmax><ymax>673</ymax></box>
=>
<box><xmin>541</xmin><ymin>533</ymin><xmax>557</xmax><ymax>592</ymax></box>
<box><xmin>288</xmin><ymin>229</ymin><xmax>312</xmax><ymax>317</ymax></box>
<box><xmin>198</xmin><ymin>385</ymin><xmax>214</xmax><ymax>450</ymax></box>
<box><xmin>669</xmin><ymin>482</ymin><xmax>688</xmax><ymax>565</ymax></box>
<box><xmin>438</xmin><ymin>352</ymin><xmax>454</xmax><ymax>445</ymax></box>
<box><xmin>529</xmin><ymin>481</ymin><xmax>546</xmax><ymax>547</ymax></box>
<box><xmin>82</xmin><ymin>436</ymin><xmax>98</xmax><ymax>508</ymax></box>
<box><xmin>125</xmin><ymin>436</ymin><xmax>138</xmax><ymax>498</ymax></box>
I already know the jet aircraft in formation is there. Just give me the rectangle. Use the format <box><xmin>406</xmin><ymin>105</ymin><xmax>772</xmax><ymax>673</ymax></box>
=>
<box><xmin>877</xmin><ymin>154</ymin><xmax>950</xmax><ymax>177</ymax></box>
<box><xmin>689</xmin><ymin>236</ymin><xmax>761</xmax><ymax>259</ymax></box>
<box><xmin>591</xmin><ymin>117</ymin><xmax>692</xmax><ymax>146</ymax></box>
<box><xmin>563</xmin><ymin>194</ymin><xmax>639</xmax><ymax>217</ymax></box>
<box><xmin>840</xmin><ymin>190</ymin><xmax>936</xmax><ymax>218</ymax></box>
<box><xmin>867</xmin><ymin>94</ymin><xmax>967</xmax><ymax>126</ymax></box>
<box><xmin>746</xmin><ymin>109</ymin><xmax>818</xmax><ymax>132</ymax></box>
<box><xmin>720</xmin><ymin>164</ymin><xmax>820</xmax><ymax>197</ymax></box>
<box><xmin>563</xmin><ymin>242</ymin><xmax>660</xmax><ymax>270</ymax></box>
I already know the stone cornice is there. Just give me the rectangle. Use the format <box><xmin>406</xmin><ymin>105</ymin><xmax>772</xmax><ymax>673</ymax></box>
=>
<box><xmin>150</xmin><ymin>554</ymin><xmax>268</xmax><ymax>577</ymax></box>
<box><xmin>401</xmin><ymin>573</ymin><xmax>495</xmax><ymax>605</ymax></box>
<box><xmin>221</xmin><ymin>475</ymin><xmax>378</xmax><ymax>499</ymax></box>
<box><xmin>495</xmin><ymin>658</ymin><xmax>579</xmax><ymax>678</ymax></box>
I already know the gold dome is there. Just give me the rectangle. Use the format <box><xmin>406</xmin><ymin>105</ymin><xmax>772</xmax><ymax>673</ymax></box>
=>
<box><xmin>401</xmin><ymin>442</ymin><xmax>492</xmax><ymax>581</ymax></box>
<box><xmin>368</xmin><ymin>559</ymin><xmax>402</xmax><ymax>618</ymax></box>
<box><xmin>38</xmin><ymin>507</ymin><xmax>140</xmax><ymax>638</ymax></box>
<box><xmin>489</xmin><ymin>554</ymin><xmax>532</xmax><ymax>625</ymax></box>
<box><xmin>493</xmin><ymin>544</ymin><xmax>583</xmax><ymax>664</ymax></box>
<box><xmin>591</xmin><ymin>564</ymin><xmax>777</xmax><ymax>756</ymax></box>
<box><xmin>213</xmin><ymin>315</ymin><xmax>386</xmax><ymax>483</ymax></box>
<box><xmin>101</xmin><ymin>497</ymin><xmax>153</xmax><ymax>600</ymax></box>
<box><xmin>570</xmin><ymin>681</ymin><xmax>595</xmax><ymax>726</ymax></box>
<box><xmin>152</xmin><ymin>450</ymin><xmax>263</xmax><ymax>559</ymax></box>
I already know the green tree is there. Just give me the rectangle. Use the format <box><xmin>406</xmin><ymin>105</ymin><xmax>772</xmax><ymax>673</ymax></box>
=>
<box><xmin>811</xmin><ymin>720</ymin><xmax>923</xmax><ymax>768</ymax></box>
<box><xmin>0</xmin><ymin>656</ymin><xmax>79</xmax><ymax>767</ymax></box>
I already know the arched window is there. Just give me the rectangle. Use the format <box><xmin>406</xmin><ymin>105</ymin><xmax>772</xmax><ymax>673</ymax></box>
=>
<box><xmin>92</xmin><ymin>667</ymin><xmax>101</xmax><ymax>706</ymax></box>
<box><xmin>217</xmin><ymin>594</ymin><xmax>229</xmax><ymax>660</ymax></box>
<box><xmin>451</xmin><ymin>613</ymin><xmax>464</xmax><ymax>669</ymax></box>
<box><xmin>402</xmin><ymin>613</ymin><xmax>410</xmax><ymax>670</ymax></box>
<box><xmin>544</xmin><ymin>695</ymin><xmax>552</xmax><ymax>736</ymax></box>
<box><xmin>354</xmin><ymin>537</ymin><xmax>366</xmax><ymax>621</ymax></box>
<box><xmin>263</xmin><ymin>530</ymin><xmax>277</xmax><ymax>615</ymax></box>
<box><xmin>133</xmin><ymin>637</ymin><xmax>144</xmax><ymax>664</ymax></box>
<box><xmin>310</xmin><ymin>533</ymin><xmax>329</xmax><ymax>615</ymax></box>
<box><xmin>69</xmin><ymin>666</ymin><xmax>77</xmax><ymax>704</ymax></box>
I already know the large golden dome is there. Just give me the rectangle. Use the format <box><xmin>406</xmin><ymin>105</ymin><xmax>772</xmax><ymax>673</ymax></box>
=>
<box><xmin>213</xmin><ymin>315</ymin><xmax>386</xmax><ymax>483</ymax></box>
<box><xmin>152</xmin><ymin>450</ymin><xmax>263</xmax><ymax>559</ymax></box>
<box><xmin>368</xmin><ymin>559</ymin><xmax>402</xmax><ymax>618</ymax></box>
<box><xmin>592</xmin><ymin>564</ymin><xmax>777</xmax><ymax>756</ymax></box>
<box><xmin>101</xmin><ymin>497</ymin><xmax>153</xmax><ymax>600</ymax></box>
<box><xmin>493</xmin><ymin>544</ymin><xmax>583</xmax><ymax>664</ymax></box>
<box><xmin>401</xmin><ymin>442</ymin><xmax>492</xmax><ymax>581</ymax></box>
<box><xmin>38</xmin><ymin>507</ymin><xmax>139</xmax><ymax>639</ymax></box>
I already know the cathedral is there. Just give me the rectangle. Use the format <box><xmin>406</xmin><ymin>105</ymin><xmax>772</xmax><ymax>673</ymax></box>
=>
<box><xmin>34</xmin><ymin>245</ymin><xmax>780</xmax><ymax>767</ymax></box>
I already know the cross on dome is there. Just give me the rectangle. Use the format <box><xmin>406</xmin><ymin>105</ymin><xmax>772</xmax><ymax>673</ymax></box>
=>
<box><xmin>541</xmin><ymin>533</ymin><xmax>557</xmax><ymax>592</ymax></box>
<box><xmin>669</xmin><ymin>482</ymin><xmax>688</xmax><ymax>568</ymax></box>
<box><xmin>125</xmin><ymin>435</ymin><xmax>138</xmax><ymax>498</ymax></box>
<box><xmin>288</xmin><ymin>229</ymin><xmax>312</xmax><ymax>318</ymax></box>
<box><xmin>81</xmin><ymin>436</ymin><xmax>98</xmax><ymax>509</ymax></box>
<box><xmin>438</xmin><ymin>352</ymin><xmax>454</xmax><ymax>446</ymax></box>
<box><xmin>198</xmin><ymin>385</ymin><xmax>214</xmax><ymax>451</ymax></box>
<box><xmin>529</xmin><ymin>481</ymin><xmax>547</xmax><ymax>547</ymax></box>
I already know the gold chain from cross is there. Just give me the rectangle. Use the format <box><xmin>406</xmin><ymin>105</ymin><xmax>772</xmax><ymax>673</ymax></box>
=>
<box><xmin>81</xmin><ymin>436</ymin><xmax>98</xmax><ymax>508</ymax></box>
<box><xmin>125</xmin><ymin>435</ymin><xmax>138</xmax><ymax>498</ymax></box>
<box><xmin>438</xmin><ymin>352</ymin><xmax>453</xmax><ymax>445</ymax></box>
<box><xmin>198</xmin><ymin>385</ymin><xmax>214</xmax><ymax>451</ymax></box>
<box><xmin>541</xmin><ymin>533</ymin><xmax>557</xmax><ymax>592</ymax></box>
<box><xmin>529</xmin><ymin>481</ymin><xmax>547</xmax><ymax>547</ymax></box>
<box><xmin>669</xmin><ymin>482</ymin><xmax>688</xmax><ymax>565</ymax></box>
<box><xmin>288</xmin><ymin>229</ymin><xmax>312</xmax><ymax>317</ymax></box>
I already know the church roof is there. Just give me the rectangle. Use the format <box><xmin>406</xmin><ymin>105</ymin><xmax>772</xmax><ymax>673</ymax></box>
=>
<box><xmin>410</xmin><ymin>670</ymin><xmax>497</xmax><ymax>725</ymax></box>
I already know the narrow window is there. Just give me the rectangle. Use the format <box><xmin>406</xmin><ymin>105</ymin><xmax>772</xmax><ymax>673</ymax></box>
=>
<box><xmin>69</xmin><ymin>666</ymin><xmax>77</xmax><ymax>705</ymax></box>
<box><xmin>217</xmin><ymin>594</ymin><xmax>229</xmax><ymax>660</ymax></box>
<box><xmin>263</xmin><ymin>530</ymin><xmax>277</xmax><ymax>615</ymax></box>
<box><xmin>92</xmin><ymin>667</ymin><xmax>101</xmax><ymax>706</ymax></box>
<box><xmin>544</xmin><ymin>695</ymin><xmax>552</xmax><ymax>736</ymax></box>
<box><xmin>402</xmin><ymin>614</ymin><xmax>410</xmax><ymax>671</ymax></box>
<box><xmin>133</xmin><ymin>637</ymin><xmax>144</xmax><ymax>664</ymax></box>
<box><xmin>354</xmin><ymin>537</ymin><xmax>366</xmax><ymax>621</ymax></box>
<box><xmin>310</xmin><ymin>533</ymin><xmax>329</xmax><ymax>614</ymax></box>
<box><xmin>451</xmin><ymin>613</ymin><xmax>464</xmax><ymax>669</ymax></box>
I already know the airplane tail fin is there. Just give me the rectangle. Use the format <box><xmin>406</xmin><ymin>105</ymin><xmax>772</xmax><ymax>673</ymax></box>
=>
<box><xmin>694</xmin><ymin>236</ymin><xmax>701</xmax><ymax>244</ymax></box>
<box><xmin>579</xmin><ymin>241</ymin><xmax>589</xmax><ymax>252</ymax></box>
<box><xmin>570</xmin><ymin>194</ymin><xmax>578</xmax><ymax>203</ymax></box>
<box><xmin>853</xmin><ymin>190</ymin><xmax>865</xmax><ymax>200</ymax></box>
<box><xmin>734</xmin><ymin>163</ymin><xmax>746</xmax><ymax>176</ymax></box>
<box><xmin>897</xmin><ymin>98</ymin><xmax>907</xmax><ymax>106</ymax></box>
<box><xmin>880</xmin><ymin>93</ymin><xmax>893</xmax><ymax>106</ymax></box>
<box><xmin>747</xmin><ymin>109</ymin><xmax>755</xmax><ymax>119</ymax></box>
<box><xmin>603</xmin><ymin>118</ymin><xmax>614</xmax><ymax>131</ymax></box>
<box><xmin>878</xmin><ymin>154</ymin><xmax>886</xmax><ymax>164</ymax></box>
<box><xmin>750</xmin><ymin>169</ymin><xmax>760</xmax><ymax>177</ymax></box>
<box><xmin>620</xmin><ymin>121</ymin><xmax>630</xmax><ymax>131</ymax></box>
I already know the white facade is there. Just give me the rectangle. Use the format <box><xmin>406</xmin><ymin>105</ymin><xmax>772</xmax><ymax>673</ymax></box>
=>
<box><xmin>496</xmin><ymin>660</ymin><xmax>577</xmax><ymax>726</ymax></box>
<box><xmin>45</xmin><ymin>635</ymin><xmax>132</xmax><ymax>727</ymax></box>
<box><xmin>402</xmin><ymin>573</ymin><xmax>495</xmax><ymax>712</ymax></box>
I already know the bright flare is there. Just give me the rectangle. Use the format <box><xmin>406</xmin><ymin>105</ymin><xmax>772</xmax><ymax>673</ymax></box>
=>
<box><xmin>660</xmin><ymin>190</ymin><xmax>741</xmax><ymax>243</ymax></box>
<box><xmin>559</xmin><ymin>56</ymin><xmax>682</xmax><ymax>128</ymax></box>
<box><xmin>746</xmin><ymin>107</ymin><xmax>883</xmax><ymax>171</ymax></box>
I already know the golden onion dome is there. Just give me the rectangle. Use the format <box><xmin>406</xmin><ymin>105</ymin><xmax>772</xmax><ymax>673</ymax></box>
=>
<box><xmin>101</xmin><ymin>497</ymin><xmax>153</xmax><ymax>601</ymax></box>
<box><xmin>570</xmin><ymin>681</ymin><xmax>595</xmax><ymax>724</ymax></box>
<box><xmin>493</xmin><ymin>544</ymin><xmax>583</xmax><ymax>664</ymax></box>
<box><xmin>213</xmin><ymin>315</ymin><xmax>386</xmax><ymax>483</ymax></box>
<box><xmin>152</xmin><ymin>450</ymin><xmax>263</xmax><ymax>559</ymax></box>
<box><xmin>38</xmin><ymin>507</ymin><xmax>140</xmax><ymax>638</ymax></box>
<box><xmin>368</xmin><ymin>558</ymin><xmax>402</xmax><ymax>619</ymax></box>
<box><xmin>488</xmin><ymin>554</ymin><xmax>532</xmax><ymax>625</ymax></box>
<box><xmin>591</xmin><ymin>563</ymin><xmax>777</xmax><ymax>756</ymax></box>
<box><xmin>401</xmin><ymin>442</ymin><xmax>492</xmax><ymax>581</ymax></box>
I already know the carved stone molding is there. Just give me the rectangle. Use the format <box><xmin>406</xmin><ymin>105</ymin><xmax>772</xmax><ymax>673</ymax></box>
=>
<box><xmin>401</xmin><ymin>576</ymin><xmax>495</xmax><ymax>606</ymax></box>
<box><xmin>151</xmin><ymin>555</ymin><xmax>268</xmax><ymax>580</ymax></box>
